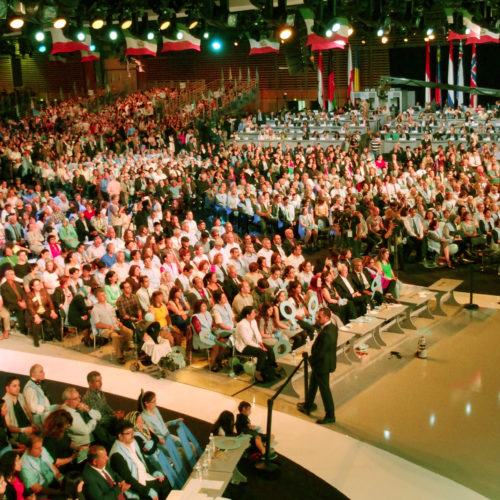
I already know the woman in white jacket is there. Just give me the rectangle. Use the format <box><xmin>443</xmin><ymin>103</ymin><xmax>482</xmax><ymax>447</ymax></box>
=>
<box><xmin>235</xmin><ymin>306</ymin><xmax>277</xmax><ymax>383</ymax></box>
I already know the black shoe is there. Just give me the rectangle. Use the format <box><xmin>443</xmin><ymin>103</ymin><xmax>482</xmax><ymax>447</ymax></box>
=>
<box><xmin>34</xmin><ymin>339</ymin><xmax>40</xmax><ymax>348</ymax></box>
<box><xmin>316</xmin><ymin>416</ymin><xmax>336</xmax><ymax>425</ymax></box>
<box><xmin>297</xmin><ymin>402</ymin><xmax>317</xmax><ymax>415</ymax></box>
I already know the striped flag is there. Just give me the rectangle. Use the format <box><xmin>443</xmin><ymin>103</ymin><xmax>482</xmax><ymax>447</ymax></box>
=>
<box><xmin>435</xmin><ymin>44</ymin><xmax>442</xmax><ymax>105</ymax></box>
<box><xmin>447</xmin><ymin>42</ymin><xmax>455</xmax><ymax>107</ymax></box>
<box><xmin>347</xmin><ymin>45</ymin><xmax>354</xmax><ymax>104</ymax></box>
<box><xmin>327</xmin><ymin>50</ymin><xmax>336</xmax><ymax>110</ymax></box>
<box><xmin>470</xmin><ymin>44</ymin><xmax>477</xmax><ymax>107</ymax></box>
<box><xmin>248</xmin><ymin>38</ymin><xmax>279</xmax><ymax>55</ymax></box>
<box><xmin>125</xmin><ymin>34</ymin><xmax>157</xmax><ymax>56</ymax></box>
<box><xmin>50</xmin><ymin>28</ymin><xmax>91</xmax><ymax>54</ymax></box>
<box><xmin>317</xmin><ymin>51</ymin><xmax>324</xmax><ymax>109</ymax></box>
<box><xmin>299</xmin><ymin>7</ymin><xmax>347</xmax><ymax>51</ymax></box>
<box><xmin>353</xmin><ymin>49</ymin><xmax>360</xmax><ymax>92</ymax></box>
<box><xmin>81</xmin><ymin>50</ymin><xmax>99</xmax><ymax>62</ymax></box>
<box><xmin>162</xmin><ymin>29</ymin><xmax>200</xmax><ymax>52</ymax></box>
<box><xmin>457</xmin><ymin>41</ymin><xmax>464</xmax><ymax>106</ymax></box>
<box><xmin>425</xmin><ymin>42</ymin><xmax>431</xmax><ymax>103</ymax></box>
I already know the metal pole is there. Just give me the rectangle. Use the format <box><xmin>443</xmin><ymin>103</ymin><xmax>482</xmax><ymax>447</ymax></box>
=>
<box><xmin>303</xmin><ymin>352</ymin><xmax>309</xmax><ymax>398</ymax></box>
<box><xmin>264</xmin><ymin>398</ymin><xmax>273</xmax><ymax>463</ymax></box>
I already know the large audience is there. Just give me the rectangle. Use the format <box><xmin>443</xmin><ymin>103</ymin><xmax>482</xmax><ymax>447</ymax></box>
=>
<box><xmin>0</xmin><ymin>85</ymin><xmax>499</xmax><ymax>497</ymax></box>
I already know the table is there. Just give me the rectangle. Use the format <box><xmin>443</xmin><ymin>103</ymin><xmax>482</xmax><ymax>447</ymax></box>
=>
<box><xmin>174</xmin><ymin>436</ymin><xmax>250</xmax><ymax>499</ymax></box>
<box><xmin>429</xmin><ymin>278</ymin><xmax>463</xmax><ymax>316</ymax></box>
<box><xmin>340</xmin><ymin>316</ymin><xmax>385</xmax><ymax>347</ymax></box>
<box><xmin>367</xmin><ymin>304</ymin><xmax>409</xmax><ymax>334</ymax></box>
<box><xmin>398</xmin><ymin>287</ymin><xmax>437</xmax><ymax>329</ymax></box>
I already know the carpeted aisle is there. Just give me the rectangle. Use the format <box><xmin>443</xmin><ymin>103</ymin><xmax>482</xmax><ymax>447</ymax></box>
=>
<box><xmin>0</xmin><ymin>371</ymin><xmax>347</xmax><ymax>500</ymax></box>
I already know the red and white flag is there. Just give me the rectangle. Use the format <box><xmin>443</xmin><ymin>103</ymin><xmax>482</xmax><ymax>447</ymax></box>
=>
<box><xmin>50</xmin><ymin>28</ymin><xmax>90</xmax><ymax>54</ymax></box>
<box><xmin>249</xmin><ymin>39</ymin><xmax>279</xmax><ymax>55</ymax></box>
<box><xmin>425</xmin><ymin>42</ymin><xmax>431</xmax><ymax>103</ymax></box>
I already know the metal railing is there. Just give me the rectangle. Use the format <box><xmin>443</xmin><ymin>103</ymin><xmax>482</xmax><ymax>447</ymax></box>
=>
<box><xmin>260</xmin><ymin>352</ymin><xmax>309</xmax><ymax>472</ymax></box>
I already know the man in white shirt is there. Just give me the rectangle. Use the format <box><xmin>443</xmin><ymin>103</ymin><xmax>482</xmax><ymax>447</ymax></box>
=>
<box><xmin>284</xmin><ymin>245</ymin><xmax>305</xmax><ymax>271</ymax></box>
<box><xmin>86</xmin><ymin>236</ymin><xmax>106</xmax><ymax>262</ymax></box>
<box><xmin>62</xmin><ymin>386</ymin><xmax>102</xmax><ymax>447</ymax></box>
<box><xmin>90</xmin><ymin>289</ymin><xmax>133</xmax><ymax>364</ymax></box>
<box><xmin>141</xmin><ymin>257</ymin><xmax>160</xmax><ymax>291</ymax></box>
<box><xmin>111</xmin><ymin>252</ymin><xmax>130</xmax><ymax>284</ymax></box>
<box><xmin>257</xmin><ymin>238</ymin><xmax>274</xmax><ymax>266</ymax></box>
<box><xmin>23</xmin><ymin>364</ymin><xmax>52</xmax><ymax>426</ymax></box>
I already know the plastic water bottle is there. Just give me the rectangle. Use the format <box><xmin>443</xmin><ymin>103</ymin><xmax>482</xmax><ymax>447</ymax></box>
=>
<box><xmin>205</xmin><ymin>445</ymin><xmax>211</xmax><ymax>465</ymax></box>
<box><xmin>194</xmin><ymin>463</ymin><xmax>202</xmax><ymax>479</ymax></box>
<box><xmin>209</xmin><ymin>433</ymin><xmax>215</xmax><ymax>455</ymax></box>
<box><xmin>202</xmin><ymin>455</ymin><xmax>209</xmax><ymax>476</ymax></box>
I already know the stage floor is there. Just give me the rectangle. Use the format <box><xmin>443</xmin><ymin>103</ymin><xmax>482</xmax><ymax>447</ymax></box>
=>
<box><xmin>1</xmin><ymin>291</ymin><xmax>498</xmax><ymax>499</ymax></box>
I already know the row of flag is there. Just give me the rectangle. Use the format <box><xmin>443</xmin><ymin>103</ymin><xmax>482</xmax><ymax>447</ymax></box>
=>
<box><xmin>317</xmin><ymin>45</ymin><xmax>359</xmax><ymax>110</ymax></box>
<box><xmin>426</xmin><ymin>41</ymin><xmax>478</xmax><ymax>107</ymax></box>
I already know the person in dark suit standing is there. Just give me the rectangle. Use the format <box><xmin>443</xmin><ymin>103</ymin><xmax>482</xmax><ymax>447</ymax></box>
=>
<box><xmin>82</xmin><ymin>445</ymin><xmax>131</xmax><ymax>500</ymax></box>
<box><xmin>297</xmin><ymin>307</ymin><xmax>338</xmax><ymax>424</ymax></box>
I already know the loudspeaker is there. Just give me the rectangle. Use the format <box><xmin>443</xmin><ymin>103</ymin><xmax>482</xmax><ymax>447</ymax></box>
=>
<box><xmin>11</xmin><ymin>56</ymin><xmax>22</xmax><ymax>88</ymax></box>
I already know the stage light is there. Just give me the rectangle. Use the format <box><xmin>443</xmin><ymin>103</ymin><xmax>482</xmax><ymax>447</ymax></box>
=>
<box><xmin>211</xmin><ymin>39</ymin><xmax>222</xmax><ymax>51</ymax></box>
<box><xmin>325</xmin><ymin>29</ymin><xmax>333</xmax><ymax>38</ymax></box>
<box><xmin>188</xmin><ymin>20</ymin><xmax>198</xmax><ymax>30</ymax></box>
<box><xmin>332</xmin><ymin>22</ymin><xmax>340</xmax><ymax>32</ymax></box>
<box><xmin>279</xmin><ymin>27</ymin><xmax>292</xmax><ymax>40</ymax></box>
<box><xmin>381</xmin><ymin>36</ymin><xmax>388</xmax><ymax>44</ymax></box>
<box><xmin>404</xmin><ymin>37</ymin><xmax>408</xmax><ymax>42</ymax></box>
<box><xmin>76</xmin><ymin>31</ymin><xmax>85</xmax><ymax>41</ymax></box>
<box><xmin>38</xmin><ymin>44</ymin><xmax>47</xmax><ymax>53</ymax></box>
<box><xmin>361</xmin><ymin>39</ymin><xmax>366</xmax><ymax>44</ymax></box>
<box><xmin>424</xmin><ymin>36</ymin><xmax>429</xmax><ymax>42</ymax></box>
<box><xmin>234</xmin><ymin>40</ymin><xmax>239</xmax><ymax>46</ymax></box>
<box><xmin>159</xmin><ymin>15</ymin><xmax>170</xmax><ymax>31</ymax></box>
<box><xmin>53</xmin><ymin>17</ymin><xmax>66</xmax><ymax>29</ymax></box>
<box><xmin>428</xmin><ymin>33</ymin><xmax>435</xmax><ymax>40</ymax></box>
<box><xmin>426</xmin><ymin>27</ymin><xmax>434</xmax><ymax>36</ymax></box>
<box><xmin>9</xmin><ymin>16</ymin><xmax>24</xmax><ymax>29</ymax></box>
<box><xmin>109</xmin><ymin>29</ymin><xmax>118</xmax><ymax>40</ymax></box>
<box><xmin>376</xmin><ymin>28</ymin><xmax>384</xmax><ymax>37</ymax></box>
<box><xmin>89</xmin><ymin>44</ymin><xmax>96</xmax><ymax>51</ymax></box>
<box><xmin>120</xmin><ymin>13</ymin><xmax>132</xmax><ymax>30</ymax></box>
<box><xmin>176</xmin><ymin>31</ymin><xmax>184</xmax><ymax>40</ymax></box>
<box><xmin>91</xmin><ymin>16</ymin><xmax>104</xmax><ymax>30</ymax></box>
<box><xmin>465</xmin><ymin>27</ymin><xmax>471</xmax><ymax>34</ymax></box>
<box><xmin>348</xmin><ymin>26</ymin><xmax>354</xmax><ymax>36</ymax></box>
<box><xmin>147</xmin><ymin>31</ymin><xmax>154</xmax><ymax>40</ymax></box>
<box><xmin>35</xmin><ymin>30</ymin><xmax>45</xmax><ymax>41</ymax></box>
<box><xmin>203</xmin><ymin>31</ymin><xmax>209</xmax><ymax>39</ymax></box>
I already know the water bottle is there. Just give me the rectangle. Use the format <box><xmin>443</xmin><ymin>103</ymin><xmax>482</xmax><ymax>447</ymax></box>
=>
<box><xmin>205</xmin><ymin>445</ymin><xmax>211</xmax><ymax>465</ymax></box>
<box><xmin>209</xmin><ymin>433</ymin><xmax>215</xmax><ymax>455</ymax></box>
<box><xmin>194</xmin><ymin>463</ymin><xmax>202</xmax><ymax>479</ymax></box>
<box><xmin>202</xmin><ymin>456</ymin><xmax>209</xmax><ymax>476</ymax></box>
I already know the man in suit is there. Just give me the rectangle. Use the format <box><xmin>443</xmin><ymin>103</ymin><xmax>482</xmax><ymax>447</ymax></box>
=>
<box><xmin>281</xmin><ymin>228</ymin><xmax>297</xmax><ymax>256</ymax></box>
<box><xmin>83</xmin><ymin>445</ymin><xmax>130</xmax><ymax>500</ymax></box>
<box><xmin>109</xmin><ymin>420</ymin><xmax>169</xmax><ymax>500</ymax></box>
<box><xmin>334</xmin><ymin>263</ymin><xmax>369</xmax><ymax>318</ymax></box>
<box><xmin>350</xmin><ymin>258</ymin><xmax>383</xmax><ymax>306</ymax></box>
<box><xmin>297</xmin><ymin>307</ymin><xmax>337</xmax><ymax>425</ymax></box>
<box><xmin>222</xmin><ymin>265</ymin><xmax>241</xmax><ymax>303</ymax></box>
<box><xmin>75</xmin><ymin>210</ymin><xmax>96</xmax><ymax>243</ymax></box>
<box><xmin>1</xmin><ymin>268</ymin><xmax>28</xmax><ymax>334</ymax></box>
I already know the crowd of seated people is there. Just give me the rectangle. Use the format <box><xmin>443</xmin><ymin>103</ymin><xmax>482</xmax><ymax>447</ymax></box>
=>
<box><xmin>0</xmin><ymin>89</ymin><xmax>498</xmax><ymax>366</ymax></box>
<box><xmin>0</xmin><ymin>366</ymin><xmax>212</xmax><ymax>499</ymax></box>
